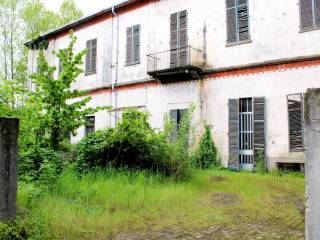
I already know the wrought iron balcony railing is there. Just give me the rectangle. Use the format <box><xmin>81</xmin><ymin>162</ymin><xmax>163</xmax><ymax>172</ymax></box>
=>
<box><xmin>147</xmin><ymin>46</ymin><xmax>203</xmax><ymax>74</ymax></box>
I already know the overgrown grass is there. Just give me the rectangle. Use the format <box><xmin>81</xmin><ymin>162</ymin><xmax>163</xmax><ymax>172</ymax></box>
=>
<box><xmin>17</xmin><ymin>169</ymin><xmax>305</xmax><ymax>239</ymax></box>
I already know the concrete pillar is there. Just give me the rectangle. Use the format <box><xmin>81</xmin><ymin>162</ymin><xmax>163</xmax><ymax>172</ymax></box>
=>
<box><xmin>305</xmin><ymin>94</ymin><xmax>320</xmax><ymax>240</ymax></box>
<box><xmin>0</xmin><ymin>118</ymin><xmax>19</xmax><ymax>222</ymax></box>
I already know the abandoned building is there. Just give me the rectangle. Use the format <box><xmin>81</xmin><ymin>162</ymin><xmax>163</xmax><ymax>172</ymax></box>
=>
<box><xmin>25</xmin><ymin>0</ymin><xmax>320</xmax><ymax>171</ymax></box>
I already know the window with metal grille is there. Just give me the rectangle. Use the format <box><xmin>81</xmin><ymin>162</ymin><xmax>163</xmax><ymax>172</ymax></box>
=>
<box><xmin>300</xmin><ymin>0</ymin><xmax>320</xmax><ymax>31</ymax></box>
<box><xmin>287</xmin><ymin>94</ymin><xmax>304</xmax><ymax>151</ymax></box>
<box><xmin>226</xmin><ymin>0</ymin><xmax>250</xmax><ymax>44</ymax></box>
<box><xmin>126</xmin><ymin>24</ymin><xmax>140</xmax><ymax>65</ymax></box>
<box><xmin>85</xmin><ymin>116</ymin><xmax>95</xmax><ymax>136</ymax></box>
<box><xmin>85</xmin><ymin>39</ymin><xmax>97</xmax><ymax>76</ymax></box>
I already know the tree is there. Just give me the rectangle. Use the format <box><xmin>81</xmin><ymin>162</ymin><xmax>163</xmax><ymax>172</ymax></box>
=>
<box><xmin>22</xmin><ymin>0</ymin><xmax>83</xmax><ymax>40</ymax></box>
<box><xmin>195</xmin><ymin>124</ymin><xmax>219</xmax><ymax>169</ymax></box>
<box><xmin>58</xmin><ymin>0</ymin><xmax>83</xmax><ymax>27</ymax></box>
<box><xmin>30</xmin><ymin>34</ymin><xmax>106</xmax><ymax>150</ymax></box>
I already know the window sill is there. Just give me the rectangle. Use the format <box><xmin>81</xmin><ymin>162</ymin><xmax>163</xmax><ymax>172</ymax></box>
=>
<box><xmin>299</xmin><ymin>26</ymin><xmax>320</xmax><ymax>33</ymax></box>
<box><xmin>125</xmin><ymin>61</ymin><xmax>140</xmax><ymax>67</ymax></box>
<box><xmin>85</xmin><ymin>71</ymin><xmax>97</xmax><ymax>76</ymax></box>
<box><xmin>226</xmin><ymin>39</ymin><xmax>252</xmax><ymax>47</ymax></box>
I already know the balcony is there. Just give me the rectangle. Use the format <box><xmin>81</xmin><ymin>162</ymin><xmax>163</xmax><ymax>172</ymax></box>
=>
<box><xmin>147</xmin><ymin>46</ymin><xmax>204</xmax><ymax>83</ymax></box>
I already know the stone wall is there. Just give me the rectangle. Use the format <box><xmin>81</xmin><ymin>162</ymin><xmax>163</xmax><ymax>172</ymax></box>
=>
<box><xmin>305</xmin><ymin>93</ymin><xmax>320</xmax><ymax>240</ymax></box>
<box><xmin>0</xmin><ymin>118</ymin><xmax>19</xmax><ymax>222</ymax></box>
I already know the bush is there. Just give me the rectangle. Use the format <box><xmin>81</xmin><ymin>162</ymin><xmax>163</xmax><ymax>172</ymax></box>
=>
<box><xmin>0</xmin><ymin>220</ymin><xmax>54</xmax><ymax>240</ymax></box>
<box><xmin>75</xmin><ymin>108</ymin><xmax>192</xmax><ymax>179</ymax></box>
<box><xmin>195</xmin><ymin>124</ymin><xmax>219</xmax><ymax>169</ymax></box>
<box><xmin>255</xmin><ymin>149</ymin><xmax>267</xmax><ymax>174</ymax></box>
<box><xmin>19</xmin><ymin>146</ymin><xmax>65</xmax><ymax>184</ymax></box>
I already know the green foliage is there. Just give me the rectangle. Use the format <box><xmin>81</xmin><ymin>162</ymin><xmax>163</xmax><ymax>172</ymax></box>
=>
<box><xmin>0</xmin><ymin>220</ymin><xmax>54</xmax><ymax>240</ymax></box>
<box><xmin>255</xmin><ymin>149</ymin><xmax>267</xmax><ymax>174</ymax></box>
<box><xmin>19</xmin><ymin>146</ymin><xmax>66</xmax><ymax>184</ymax></box>
<box><xmin>17</xmin><ymin>169</ymin><xmax>305</xmax><ymax>239</ymax></box>
<box><xmin>75</xmin><ymin>108</ymin><xmax>192</xmax><ymax>179</ymax></box>
<box><xmin>23</xmin><ymin>0</ymin><xmax>83</xmax><ymax>40</ymax></box>
<box><xmin>31</xmin><ymin>34</ymin><xmax>107</xmax><ymax>150</ymax></box>
<box><xmin>195</xmin><ymin>124</ymin><xmax>219</xmax><ymax>169</ymax></box>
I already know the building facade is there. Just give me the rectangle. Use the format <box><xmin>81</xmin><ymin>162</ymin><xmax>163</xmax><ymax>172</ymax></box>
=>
<box><xmin>26</xmin><ymin>0</ymin><xmax>320</xmax><ymax>171</ymax></box>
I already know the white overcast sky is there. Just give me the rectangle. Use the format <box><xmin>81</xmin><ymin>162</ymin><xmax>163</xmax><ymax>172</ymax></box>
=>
<box><xmin>44</xmin><ymin>0</ymin><xmax>126</xmax><ymax>15</ymax></box>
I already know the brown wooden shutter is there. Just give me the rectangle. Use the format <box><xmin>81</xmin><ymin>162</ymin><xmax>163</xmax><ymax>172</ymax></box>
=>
<box><xmin>170</xmin><ymin>12</ymin><xmax>178</xmax><ymax>67</ymax></box>
<box><xmin>91</xmin><ymin>39</ymin><xmax>97</xmax><ymax>74</ymax></box>
<box><xmin>227</xmin><ymin>2</ymin><xmax>237</xmax><ymax>43</ymax></box>
<box><xmin>288</xmin><ymin>94</ymin><xmax>304</xmax><ymax>151</ymax></box>
<box><xmin>300</xmin><ymin>0</ymin><xmax>314</xmax><ymax>30</ymax></box>
<box><xmin>253</xmin><ymin>97</ymin><xmax>265</xmax><ymax>157</ymax></box>
<box><xmin>133</xmin><ymin>25</ymin><xmax>140</xmax><ymax>63</ymax></box>
<box><xmin>228</xmin><ymin>99</ymin><xmax>240</xmax><ymax>170</ymax></box>
<box><xmin>126</xmin><ymin>27</ymin><xmax>133</xmax><ymax>64</ymax></box>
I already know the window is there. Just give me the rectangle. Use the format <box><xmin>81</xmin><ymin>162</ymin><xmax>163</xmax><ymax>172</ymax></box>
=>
<box><xmin>85</xmin><ymin>39</ymin><xmax>97</xmax><ymax>75</ymax></box>
<box><xmin>226</xmin><ymin>0</ymin><xmax>250</xmax><ymax>44</ymax></box>
<box><xmin>170</xmin><ymin>10</ymin><xmax>188</xmax><ymax>67</ymax></box>
<box><xmin>126</xmin><ymin>25</ymin><xmax>140</xmax><ymax>65</ymax></box>
<box><xmin>287</xmin><ymin>94</ymin><xmax>304</xmax><ymax>151</ymax></box>
<box><xmin>85</xmin><ymin>116</ymin><xmax>95</xmax><ymax>136</ymax></box>
<box><xmin>300</xmin><ymin>0</ymin><xmax>320</xmax><ymax>31</ymax></box>
<box><xmin>169</xmin><ymin>109</ymin><xmax>188</xmax><ymax>140</ymax></box>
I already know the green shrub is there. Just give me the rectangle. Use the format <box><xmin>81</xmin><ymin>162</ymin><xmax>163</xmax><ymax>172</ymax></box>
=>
<box><xmin>19</xmin><ymin>146</ymin><xmax>65</xmax><ymax>184</ymax></box>
<box><xmin>75</xmin><ymin>108</ymin><xmax>192</xmax><ymax>179</ymax></box>
<box><xmin>0</xmin><ymin>220</ymin><xmax>54</xmax><ymax>240</ymax></box>
<box><xmin>255</xmin><ymin>149</ymin><xmax>267</xmax><ymax>174</ymax></box>
<box><xmin>195</xmin><ymin>124</ymin><xmax>219</xmax><ymax>169</ymax></box>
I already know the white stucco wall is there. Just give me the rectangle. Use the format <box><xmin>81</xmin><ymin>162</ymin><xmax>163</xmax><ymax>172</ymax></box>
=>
<box><xmin>28</xmin><ymin>0</ymin><xmax>320</xmax><ymax>90</ymax></box>
<box><xmin>205</xmin><ymin>65</ymin><xmax>320</xmax><ymax>168</ymax></box>
<box><xmin>27</xmin><ymin>0</ymin><xmax>320</xmax><ymax>169</ymax></box>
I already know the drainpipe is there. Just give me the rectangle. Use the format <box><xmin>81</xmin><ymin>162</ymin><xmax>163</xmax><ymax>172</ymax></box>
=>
<box><xmin>112</xmin><ymin>6</ymin><xmax>120</xmax><ymax>126</ymax></box>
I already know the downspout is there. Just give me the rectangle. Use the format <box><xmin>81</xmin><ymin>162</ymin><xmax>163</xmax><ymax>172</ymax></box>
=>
<box><xmin>112</xmin><ymin>6</ymin><xmax>120</xmax><ymax>126</ymax></box>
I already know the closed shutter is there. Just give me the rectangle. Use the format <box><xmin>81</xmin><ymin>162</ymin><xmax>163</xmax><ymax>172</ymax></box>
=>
<box><xmin>91</xmin><ymin>39</ymin><xmax>97</xmax><ymax>74</ymax></box>
<box><xmin>133</xmin><ymin>25</ymin><xmax>140</xmax><ymax>63</ymax></box>
<box><xmin>85</xmin><ymin>39</ymin><xmax>97</xmax><ymax>75</ymax></box>
<box><xmin>300</xmin><ymin>0</ymin><xmax>314</xmax><ymax>30</ymax></box>
<box><xmin>85</xmin><ymin>40</ymin><xmax>92</xmax><ymax>75</ymax></box>
<box><xmin>179</xmin><ymin>10</ymin><xmax>188</xmax><ymax>66</ymax></box>
<box><xmin>288</xmin><ymin>94</ymin><xmax>304</xmax><ymax>151</ymax></box>
<box><xmin>170</xmin><ymin>109</ymin><xmax>178</xmax><ymax>141</ymax></box>
<box><xmin>126</xmin><ymin>27</ymin><xmax>133</xmax><ymax>64</ymax></box>
<box><xmin>228</xmin><ymin>99</ymin><xmax>240</xmax><ymax>170</ymax></box>
<box><xmin>227</xmin><ymin>4</ymin><xmax>237</xmax><ymax>43</ymax></box>
<box><xmin>170</xmin><ymin>12</ymin><xmax>178</xmax><ymax>67</ymax></box>
<box><xmin>253</xmin><ymin>97</ymin><xmax>265</xmax><ymax>157</ymax></box>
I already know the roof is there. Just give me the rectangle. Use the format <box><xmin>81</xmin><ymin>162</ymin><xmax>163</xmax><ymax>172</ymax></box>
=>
<box><xmin>25</xmin><ymin>0</ymin><xmax>157</xmax><ymax>47</ymax></box>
